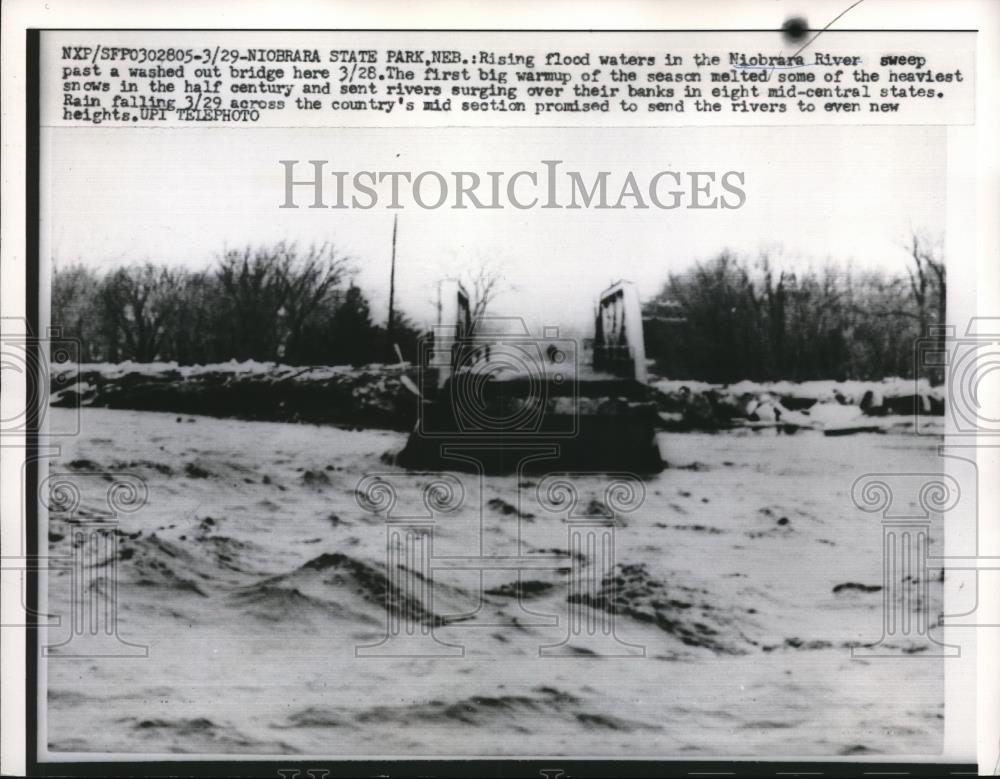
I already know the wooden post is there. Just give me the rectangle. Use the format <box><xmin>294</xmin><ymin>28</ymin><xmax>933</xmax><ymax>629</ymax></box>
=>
<box><xmin>385</xmin><ymin>214</ymin><xmax>398</xmax><ymax>362</ymax></box>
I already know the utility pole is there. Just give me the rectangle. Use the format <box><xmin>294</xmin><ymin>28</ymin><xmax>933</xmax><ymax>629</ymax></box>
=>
<box><xmin>385</xmin><ymin>213</ymin><xmax>397</xmax><ymax>362</ymax></box>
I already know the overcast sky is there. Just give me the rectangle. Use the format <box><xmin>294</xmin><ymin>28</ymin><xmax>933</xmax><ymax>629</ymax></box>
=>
<box><xmin>43</xmin><ymin>124</ymin><xmax>945</xmax><ymax>336</ymax></box>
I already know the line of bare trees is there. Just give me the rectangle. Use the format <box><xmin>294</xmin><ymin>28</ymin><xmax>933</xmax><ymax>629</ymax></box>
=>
<box><xmin>55</xmin><ymin>235</ymin><xmax>945</xmax><ymax>382</ymax></box>
<box><xmin>52</xmin><ymin>242</ymin><xmax>422</xmax><ymax>366</ymax></box>
<box><xmin>643</xmin><ymin>234</ymin><xmax>946</xmax><ymax>383</ymax></box>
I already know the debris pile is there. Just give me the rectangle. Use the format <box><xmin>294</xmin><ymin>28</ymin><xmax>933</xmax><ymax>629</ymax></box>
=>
<box><xmin>649</xmin><ymin>377</ymin><xmax>944</xmax><ymax>434</ymax></box>
<box><xmin>49</xmin><ymin>361</ymin><xmax>419</xmax><ymax>431</ymax></box>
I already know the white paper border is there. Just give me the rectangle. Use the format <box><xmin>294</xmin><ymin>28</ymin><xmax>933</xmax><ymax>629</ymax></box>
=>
<box><xmin>2</xmin><ymin>0</ymin><xmax>998</xmax><ymax>774</ymax></box>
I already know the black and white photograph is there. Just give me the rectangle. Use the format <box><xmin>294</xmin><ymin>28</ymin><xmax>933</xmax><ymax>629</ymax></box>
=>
<box><xmin>2</xmin><ymin>5</ymin><xmax>998</xmax><ymax>777</ymax></box>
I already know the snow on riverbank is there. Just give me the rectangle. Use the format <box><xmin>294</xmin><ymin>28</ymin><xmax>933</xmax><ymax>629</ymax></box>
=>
<box><xmin>50</xmin><ymin>361</ymin><xmax>945</xmax><ymax>435</ymax></box>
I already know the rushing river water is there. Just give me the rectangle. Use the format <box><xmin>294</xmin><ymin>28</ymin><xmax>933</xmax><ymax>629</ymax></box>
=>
<box><xmin>43</xmin><ymin>408</ymin><xmax>945</xmax><ymax>757</ymax></box>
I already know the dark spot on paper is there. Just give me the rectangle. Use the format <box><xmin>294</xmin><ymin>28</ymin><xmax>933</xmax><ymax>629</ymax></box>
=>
<box><xmin>782</xmin><ymin>17</ymin><xmax>809</xmax><ymax>43</ymax></box>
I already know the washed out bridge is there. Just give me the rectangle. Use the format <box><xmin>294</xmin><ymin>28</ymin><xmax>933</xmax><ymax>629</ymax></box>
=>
<box><xmin>397</xmin><ymin>280</ymin><xmax>664</xmax><ymax>474</ymax></box>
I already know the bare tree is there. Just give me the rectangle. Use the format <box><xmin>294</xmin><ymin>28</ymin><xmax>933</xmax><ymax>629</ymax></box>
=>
<box><xmin>100</xmin><ymin>263</ymin><xmax>182</xmax><ymax>361</ymax></box>
<box><xmin>215</xmin><ymin>242</ymin><xmax>352</xmax><ymax>361</ymax></box>
<box><xmin>905</xmin><ymin>232</ymin><xmax>946</xmax><ymax>337</ymax></box>
<box><xmin>52</xmin><ymin>264</ymin><xmax>102</xmax><ymax>360</ymax></box>
<box><xmin>168</xmin><ymin>271</ymin><xmax>222</xmax><ymax>364</ymax></box>
<box><xmin>644</xmin><ymin>246</ymin><xmax>945</xmax><ymax>382</ymax></box>
<box><xmin>278</xmin><ymin>242</ymin><xmax>353</xmax><ymax>359</ymax></box>
<box><xmin>448</xmin><ymin>259</ymin><xmax>512</xmax><ymax>322</ymax></box>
